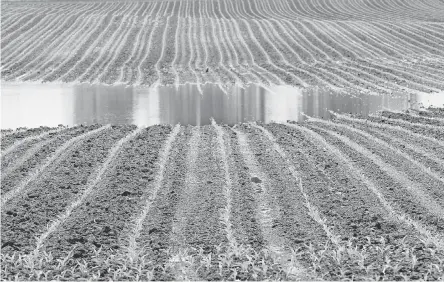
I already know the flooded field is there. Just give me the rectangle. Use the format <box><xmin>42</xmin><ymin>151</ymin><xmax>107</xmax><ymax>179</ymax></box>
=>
<box><xmin>2</xmin><ymin>0</ymin><xmax>444</xmax><ymax>280</ymax></box>
<box><xmin>2</xmin><ymin>82</ymin><xmax>442</xmax><ymax>129</ymax></box>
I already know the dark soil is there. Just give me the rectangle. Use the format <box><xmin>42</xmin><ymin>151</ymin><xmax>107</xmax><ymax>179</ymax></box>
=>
<box><xmin>42</xmin><ymin>125</ymin><xmax>171</xmax><ymax>262</ymax></box>
<box><xmin>1</xmin><ymin>125</ymin><xmax>132</xmax><ymax>255</ymax></box>
<box><xmin>1</xmin><ymin>110</ymin><xmax>443</xmax><ymax>280</ymax></box>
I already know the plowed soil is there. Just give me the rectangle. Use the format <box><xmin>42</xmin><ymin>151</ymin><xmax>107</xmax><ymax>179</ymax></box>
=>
<box><xmin>2</xmin><ymin>110</ymin><xmax>444</xmax><ymax>280</ymax></box>
<box><xmin>1</xmin><ymin>0</ymin><xmax>444</xmax><ymax>93</ymax></box>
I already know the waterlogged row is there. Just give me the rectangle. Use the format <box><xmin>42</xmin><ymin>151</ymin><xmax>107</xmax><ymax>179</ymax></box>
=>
<box><xmin>1</xmin><ymin>110</ymin><xmax>444</xmax><ymax>280</ymax></box>
<box><xmin>1</xmin><ymin>0</ymin><xmax>444</xmax><ymax>92</ymax></box>
<box><xmin>2</xmin><ymin>82</ymin><xmax>443</xmax><ymax>129</ymax></box>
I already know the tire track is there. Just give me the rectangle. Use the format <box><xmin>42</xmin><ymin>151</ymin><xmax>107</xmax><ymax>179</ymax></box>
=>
<box><xmin>169</xmin><ymin>127</ymin><xmax>201</xmax><ymax>280</ymax></box>
<box><xmin>231</xmin><ymin>127</ymin><xmax>311</xmax><ymax>280</ymax></box>
<box><xmin>235</xmin><ymin>123</ymin><xmax>329</xmax><ymax>270</ymax></box>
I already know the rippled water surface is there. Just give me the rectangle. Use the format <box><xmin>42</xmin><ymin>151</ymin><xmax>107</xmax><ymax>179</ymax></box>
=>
<box><xmin>2</xmin><ymin>82</ymin><xmax>443</xmax><ymax>129</ymax></box>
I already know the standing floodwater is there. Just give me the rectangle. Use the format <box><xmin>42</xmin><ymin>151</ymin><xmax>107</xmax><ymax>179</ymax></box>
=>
<box><xmin>1</xmin><ymin>82</ymin><xmax>442</xmax><ymax>129</ymax></box>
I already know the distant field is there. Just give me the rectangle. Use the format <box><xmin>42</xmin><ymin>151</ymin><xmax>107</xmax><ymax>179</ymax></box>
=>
<box><xmin>2</xmin><ymin>109</ymin><xmax>444</xmax><ymax>280</ymax></box>
<box><xmin>1</xmin><ymin>0</ymin><xmax>444</xmax><ymax>92</ymax></box>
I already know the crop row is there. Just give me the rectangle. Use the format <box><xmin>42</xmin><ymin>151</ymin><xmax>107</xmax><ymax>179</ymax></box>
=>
<box><xmin>1</xmin><ymin>110</ymin><xmax>443</xmax><ymax>280</ymax></box>
<box><xmin>2</xmin><ymin>0</ymin><xmax>443</xmax><ymax>21</ymax></box>
<box><xmin>1</xmin><ymin>0</ymin><xmax>444</xmax><ymax>91</ymax></box>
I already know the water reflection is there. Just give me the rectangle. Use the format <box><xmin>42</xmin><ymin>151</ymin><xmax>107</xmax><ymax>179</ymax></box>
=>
<box><xmin>148</xmin><ymin>83</ymin><xmax>268</xmax><ymax>126</ymax></box>
<box><xmin>1</xmin><ymin>82</ymin><xmax>443</xmax><ymax>129</ymax></box>
<box><xmin>73</xmin><ymin>84</ymin><xmax>134</xmax><ymax>124</ymax></box>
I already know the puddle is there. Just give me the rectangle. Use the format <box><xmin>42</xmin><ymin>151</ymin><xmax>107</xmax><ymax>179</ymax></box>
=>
<box><xmin>1</xmin><ymin>82</ymin><xmax>443</xmax><ymax>129</ymax></box>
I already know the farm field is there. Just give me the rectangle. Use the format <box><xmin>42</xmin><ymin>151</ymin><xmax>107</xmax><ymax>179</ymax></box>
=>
<box><xmin>1</xmin><ymin>110</ymin><xmax>444</xmax><ymax>280</ymax></box>
<box><xmin>2</xmin><ymin>0</ymin><xmax>444</xmax><ymax>280</ymax></box>
<box><xmin>1</xmin><ymin>0</ymin><xmax>444</xmax><ymax>93</ymax></box>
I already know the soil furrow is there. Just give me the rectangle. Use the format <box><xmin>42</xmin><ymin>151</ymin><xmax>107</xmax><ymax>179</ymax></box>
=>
<box><xmin>286</xmin><ymin>121</ymin><xmax>444</xmax><ymax>249</ymax></box>
<box><xmin>307</xmin><ymin>122</ymin><xmax>444</xmax><ymax>218</ymax></box>
<box><xmin>1</xmin><ymin>126</ymin><xmax>130</xmax><ymax>256</ymax></box>
<box><xmin>223</xmin><ymin>127</ymin><xmax>266</xmax><ymax>249</ymax></box>
<box><xmin>367</xmin><ymin>115</ymin><xmax>444</xmax><ymax>140</ymax></box>
<box><xmin>1</xmin><ymin>126</ymin><xmax>109</xmax><ymax>206</ymax></box>
<box><xmin>333</xmin><ymin>112</ymin><xmax>444</xmax><ymax>153</ymax></box>
<box><xmin>1</xmin><ymin>127</ymin><xmax>90</xmax><ymax>190</ymax></box>
<box><xmin>41</xmin><ymin>126</ymin><xmax>170</xmax><ymax>262</ymax></box>
<box><xmin>335</xmin><ymin>117</ymin><xmax>444</xmax><ymax>174</ymax></box>
<box><xmin>33</xmin><ymin>127</ymin><xmax>145</xmax><ymax>254</ymax></box>
<box><xmin>308</xmin><ymin>118</ymin><xmax>444</xmax><ymax>198</ymax></box>
<box><xmin>42</xmin><ymin>3</ymin><xmax>125</xmax><ymax>82</ymax></box>
<box><xmin>1</xmin><ymin>127</ymin><xmax>62</xmax><ymax>155</ymax></box>
<box><xmin>140</xmin><ymin>14</ymin><xmax>169</xmax><ymax>85</ymax></box>
<box><xmin>264</xmin><ymin>123</ymin><xmax>413</xmax><ymax>243</ymax></box>
<box><xmin>235</xmin><ymin>123</ymin><xmax>329</xmax><ymax>269</ymax></box>
<box><xmin>230</xmin><ymin>126</ymin><xmax>312</xmax><ymax>280</ymax></box>
<box><xmin>300</xmin><ymin>123</ymin><xmax>444</xmax><ymax>235</ymax></box>
<box><xmin>124</xmin><ymin>124</ymin><xmax>180</xmax><ymax>260</ymax></box>
<box><xmin>133</xmin><ymin>126</ymin><xmax>190</xmax><ymax>280</ymax></box>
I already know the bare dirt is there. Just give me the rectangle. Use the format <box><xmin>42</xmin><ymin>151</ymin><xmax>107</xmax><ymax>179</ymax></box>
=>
<box><xmin>1</xmin><ymin>0</ymin><xmax>444</xmax><ymax>279</ymax></box>
<box><xmin>2</xmin><ymin>110</ymin><xmax>443</xmax><ymax>280</ymax></box>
